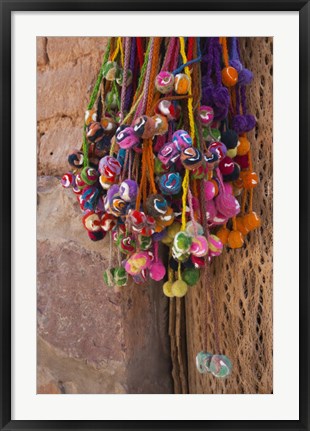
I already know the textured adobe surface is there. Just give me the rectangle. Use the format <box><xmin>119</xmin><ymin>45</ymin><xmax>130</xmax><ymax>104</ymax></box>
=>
<box><xmin>37</xmin><ymin>37</ymin><xmax>172</xmax><ymax>394</ymax></box>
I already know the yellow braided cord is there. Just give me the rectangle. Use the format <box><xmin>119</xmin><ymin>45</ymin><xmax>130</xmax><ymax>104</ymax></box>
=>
<box><xmin>119</xmin><ymin>38</ymin><xmax>124</xmax><ymax>67</ymax></box>
<box><xmin>179</xmin><ymin>37</ymin><xmax>195</xmax><ymax>230</ymax></box>
<box><xmin>111</xmin><ymin>37</ymin><xmax>123</xmax><ymax>62</ymax></box>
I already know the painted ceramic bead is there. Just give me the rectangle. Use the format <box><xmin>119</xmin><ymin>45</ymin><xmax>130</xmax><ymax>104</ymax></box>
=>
<box><xmin>172</xmin><ymin>129</ymin><xmax>193</xmax><ymax>151</ymax></box>
<box><xmin>171</xmin><ymin>279</ymin><xmax>188</xmax><ymax>297</ymax></box>
<box><xmin>138</xmin><ymin>235</ymin><xmax>152</xmax><ymax>251</ymax></box>
<box><xmin>174</xmin><ymin>73</ymin><xmax>191</xmax><ymax>94</ymax></box>
<box><xmin>180</xmin><ymin>147</ymin><xmax>203</xmax><ymax>170</ymax></box>
<box><xmin>126</xmin><ymin>209</ymin><xmax>147</xmax><ymax>233</ymax></box>
<box><xmin>173</xmin><ymin>231</ymin><xmax>192</xmax><ymax>253</ymax></box>
<box><xmin>222</xmin><ymin>66</ymin><xmax>239</xmax><ymax>87</ymax></box>
<box><xmin>99</xmin><ymin>174</ymin><xmax>116</xmax><ymax>190</ymax></box>
<box><xmin>205</xmin><ymin>152</ymin><xmax>219</xmax><ymax>170</ymax></box>
<box><xmin>196</xmin><ymin>351</ymin><xmax>213</xmax><ymax>374</ymax></box>
<box><xmin>81</xmin><ymin>186</ymin><xmax>100</xmax><ymax>211</ymax></box>
<box><xmin>61</xmin><ymin>172</ymin><xmax>75</xmax><ymax>188</ymax></box>
<box><xmin>155</xmin><ymin>71</ymin><xmax>175</xmax><ymax>94</ymax></box>
<box><xmin>191</xmin><ymin>255</ymin><xmax>205</xmax><ymax>268</ymax></box>
<box><xmin>209</xmin><ymin>354</ymin><xmax>232</xmax><ymax>378</ymax></box>
<box><xmin>163</xmin><ymin>281</ymin><xmax>175</xmax><ymax>298</ymax></box>
<box><xmin>132</xmin><ymin>270</ymin><xmax>147</xmax><ymax>285</ymax></box>
<box><xmin>159</xmin><ymin>173</ymin><xmax>182</xmax><ymax>195</ymax></box>
<box><xmin>119</xmin><ymin>236</ymin><xmax>136</xmax><ymax>254</ymax></box>
<box><xmin>116</xmin><ymin>68</ymin><xmax>133</xmax><ymax>86</ymax></box>
<box><xmin>227</xmin><ymin>230</ymin><xmax>244</xmax><ymax>249</ymax></box>
<box><xmin>209</xmin><ymin>141</ymin><xmax>227</xmax><ymax>161</ymax></box>
<box><xmin>149</xmin><ymin>261</ymin><xmax>166</xmax><ymax>281</ymax></box>
<box><xmin>152</xmin><ymin>114</ymin><xmax>169</xmax><ymax>136</ymax></box>
<box><xmin>185</xmin><ymin>221</ymin><xmax>204</xmax><ymax>236</ymax></box>
<box><xmin>146</xmin><ymin>194</ymin><xmax>168</xmax><ymax>217</ymax></box>
<box><xmin>223</xmin><ymin>163</ymin><xmax>241</xmax><ymax>182</ymax></box>
<box><xmin>133</xmin><ymin>115</ymin><xmax>156</xmax><ymax>139</ymax></box>
<box><xmin>172</xmin><ymin>247</ymin><xmax>190</xmax><ymax>262</ymax></box>
<box><xmin>158</xmin><ymin>142</ymin><xmax>180</xmax><ymax>166</ymax></box>
<box><xmin>81</xmin><ymin>167</ymin><xmax>99</xmax><ymax>185</ymax></box>
<box><xmin>219</xmin><ymin>156</ymin><xmax>235</xmax><ymax>175</ymax></box>
<box><xmin>203</xmin><ymin>128</ymin><xmax>221</xmax><ymax>143</ymax></box>
<box><xmin>156</xmin><ymin>207</ymin><xmax>175</xmax><ymax>227</ymax></box>
<box><xmin>102</xmin><ymin>61</ymin><xmax>119</xmax><ymax>81</ymax></box>
<box><xmin>192</xmin><ymin>164</ymin><xmax>208</xmax><ymax>180</ymax></box>
<box><xmin>234</xmin><ymin>155</ymin><xmax>249</xmax><ymax>169</ymax></box>
<box><xmin>237</xmin><ymin>136</ymin><xmax>250</xmax><ymax>156</ymax></box>
<box><xmin>82</xmin><ymin>211</ymin><xmax>101</xmax><ymax>232</ymax></box>
<box><xmin>87</xmin><ymin>230</ymin><xmax>105</xmax><ymax>241</ymax></box>
<box><xmin>125</xmin><ymin>251</ymin><xmax>151</xmax><ymax>275</ymax></box>
<box><xmin>208</xmin><ymin>234</ymin><xmax>223</xmax><ymax>257</ymax></box>
<box><xmin>75</xmin><ymin>173</ymin><xmax>87</xmax><ymax>190</ymax></box>
<box><xmin>199</xmin><ymin>105</ymin><xmax>214</xmax><ymax>126</ymax></box>
<box><xmin>243</xmin><ymin>211</ymin><xmax>261</xmax><ymax>231</ymax></box>
<box><xmin>101</xmin><ymin>213</ymin><xmax>117</xmax><ymax>232</ymax></box>
<box><xmin>115</xmin><ymin>125</ymin><xmax>140</xmax><ymax>150</ymax></box>
<box><xmin>85</xmin><ymin>108</ymin><xmax>97</xmax><ymax>126</ymax></box>
<box><xmin>113</xmin><ymin>267</ymin><xmax>128</xmax><ymax>287</ymax></box>
<box><xmin>156</xmin><ymin>99</ymin><xmax>180</xmax><ymax>121</ymax></box>
<box><xmin>98</xmin><ymin>156</ymin><xmax>121</xmax><ymax>177</ymax></box>
<box><xmin>68</xmin><ymin>151</ymin><xmax>84</xmax><ymax>168</ymax></box>
<box><xmin>103</xmin><ymin>268</ymin><xmax>115</xmax><ymax>287</ymax></box>
<box><xmin>119</xmin><ymin>179</ymin><xmax>138</xmax><ymax>202</ymax></box>
<box><xmin>190</xmin><ymin>235</ymin><xmax>209</xmax><ymax>257</ymax></box>
<box><xmin>161</xmin><ymin>222</ymin><xmax>181</xmax><ymax>245</ymax></box>
<box><xmin>240</xmin><ymin>171</ymin><xmax>259</xmax><ymax>189</ymax></box>
<box><xmin>221</xmin><ymin>129</ymin><xmax>238</xmax><ymax>150</ymax></box>
<box><xmin>100</xmin><ymin>116</ymin><xmax>116</xmax><ymax>134</ymax></box>
<box><xmin>182</xmin><ymin>267</ymin><xmax>200</xmax><ymax>286</ymax></box>
<box><xmin>86</xmin><ymin>122</ymin><xmax>105</xmax><ymax>143</ymax></box>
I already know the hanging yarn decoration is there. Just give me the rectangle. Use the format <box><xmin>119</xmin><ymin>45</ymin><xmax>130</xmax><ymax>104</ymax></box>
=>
<box><xmin>62</xmin><ymin>37</ymin><xmax>260</xmax><ymax>382</ymax></box>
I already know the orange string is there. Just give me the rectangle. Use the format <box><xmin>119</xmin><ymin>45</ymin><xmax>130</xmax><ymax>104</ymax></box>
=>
<box><xmin>219</xmin><ymin>37</ymin><xmax>229</xmax><ymax>67</ymax></box>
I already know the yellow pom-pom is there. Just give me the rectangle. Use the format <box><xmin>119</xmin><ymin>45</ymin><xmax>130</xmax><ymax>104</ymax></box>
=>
<box><xmin>171</xmin><ymin>280</ymin><xmax>188</xmax><ymax>297</ymax></box>
<box><xmin>163</xmin><ymin>281</ymin><xmax>175</xmax><ymax>298</ymax></box>
<box><xmin>161</xmin><ymin>222</ymin><xmax>181</xmax><ymax>245</ymax></box>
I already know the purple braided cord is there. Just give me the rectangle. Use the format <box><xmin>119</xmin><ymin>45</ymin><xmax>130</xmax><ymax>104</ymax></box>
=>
<box><xmin>124</xmin><ymin>38</ymin><xmax>136</xmax><ymax>112</ymax></box>
<box><xmin>230</xmin><ymin>37</ymin><xmax>239</xmax><ymax>61</ymax></box>
<box><xmin>120</xmin><ymin>37</ymin><xmax>131</xmax><ymax>121</ymax></box>
<box><xmin>241</xmin><ymin>85</ymin><xmax>247</xmax><ymax>114</ymax></box>
<box><xmin>162</xmin><ymin>37</ymin><xmax>176</xmax><ymax>71</ymax></box>
<box><xmin>213</xmin><ymin>38</ymin><xmax>222</xmax><ymax>86</ymax></box>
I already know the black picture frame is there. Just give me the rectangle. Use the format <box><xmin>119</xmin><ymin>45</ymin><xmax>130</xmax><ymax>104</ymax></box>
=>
<box><xmin>1</xmin><ymin>1</ymin><xmax>309</xmax><ymax>430</ymax></box>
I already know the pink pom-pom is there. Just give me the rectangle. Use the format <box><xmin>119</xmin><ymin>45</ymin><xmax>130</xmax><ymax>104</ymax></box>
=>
<box><xmin>149</xmin><ymin>261</ymin><xmax>166</xmax><ymax>281</ymax></box>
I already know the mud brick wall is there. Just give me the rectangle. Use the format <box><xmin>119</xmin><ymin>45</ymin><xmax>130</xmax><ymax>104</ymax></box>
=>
<box><xmin>37</xmin><ymin>37</ymin><xmax>172</xmax><ymax>394</ymax></box>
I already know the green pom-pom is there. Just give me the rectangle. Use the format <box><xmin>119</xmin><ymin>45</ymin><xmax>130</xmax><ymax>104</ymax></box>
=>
<box><xmin>182</xmin><ymin>268</ymin><xmax>200</xmax><ymax>286</ymax></box>
<box><xmin>103</xmin><ymin>268</ymin><xmax>115</xmax><ymax>287</ymax></box>
<box><xmin>113</xmin><ymin>267</ymin><xmax>128</xmax><ymax>286</ymax></box>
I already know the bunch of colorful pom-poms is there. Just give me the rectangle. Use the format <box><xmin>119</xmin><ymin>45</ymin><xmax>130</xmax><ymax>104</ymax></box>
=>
<box><xmin>62</xmin><ymin>37</ymin><xmax>260</xmax><ymax>379</ymax></box>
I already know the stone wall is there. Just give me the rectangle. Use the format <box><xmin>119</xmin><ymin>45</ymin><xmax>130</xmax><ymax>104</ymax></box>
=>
<box><xmin>37</xmin><ymin>37</ymin><xmax>172</xmax><ymax>394</ymax></box>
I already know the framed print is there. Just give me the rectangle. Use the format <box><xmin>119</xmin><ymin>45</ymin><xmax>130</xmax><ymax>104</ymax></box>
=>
<box><xmin>2</xmin><ymin>0</ymin><xmax>309</xmax><ymax>430</ymax></box>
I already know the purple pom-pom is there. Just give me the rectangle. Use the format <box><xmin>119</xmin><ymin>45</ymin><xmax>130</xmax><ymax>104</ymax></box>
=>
<box><xmin>212</xmin><ymin>86</ymin><xmax>230</xmax><ymax>108</ymax></box>
<box><xmin>244</xmin><ymin>114</ymin><xmax>256</xmax><ymax>131</ymax></box>
<box><xmin>238</xmin><ymin>68</ymin><xmax>253</xmax><ymax>85</ymax></box>
<box><xmin>231</xmin><ymin>115</ymin><xmax>248</xmax><ymax>134</ymax></box>
<box><xmin>229</xmin><ymin>59</ymin><xmax>243</xmax><ymax>73</ymax></box>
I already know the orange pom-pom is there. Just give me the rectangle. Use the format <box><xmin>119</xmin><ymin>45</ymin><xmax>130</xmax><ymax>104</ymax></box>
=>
<box><xmin>237</xmin><ymin>136</ymin><xmax>250</xmax><ymax>156</ymax></box>
<box><xmin>240</xmin><ymin>171</ymin><xmax>259</xmax><ymax>189</ymax></box>
<box><xmin>227</xmin><ymin>230</ymin><xmax>244</xmax><ymax>249</ymax></box>
<box><xmin>221</xmin><ymin>66</ymin><xmax>238</xmax><ymax>87</ymax></box>
<box><xmin>243</xmin><ymin>211</ymin><xmax>261</xmax><ymax>231</ymax></box>
<box><xmin>236</xmin><ymin>216</ymin><xmax>249</xmax><ymax>236</ymax></box>
<box><xmin>216</xmin><ymin>227</ymin><xmax>230</xmax><ymax>245</ymax></box>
